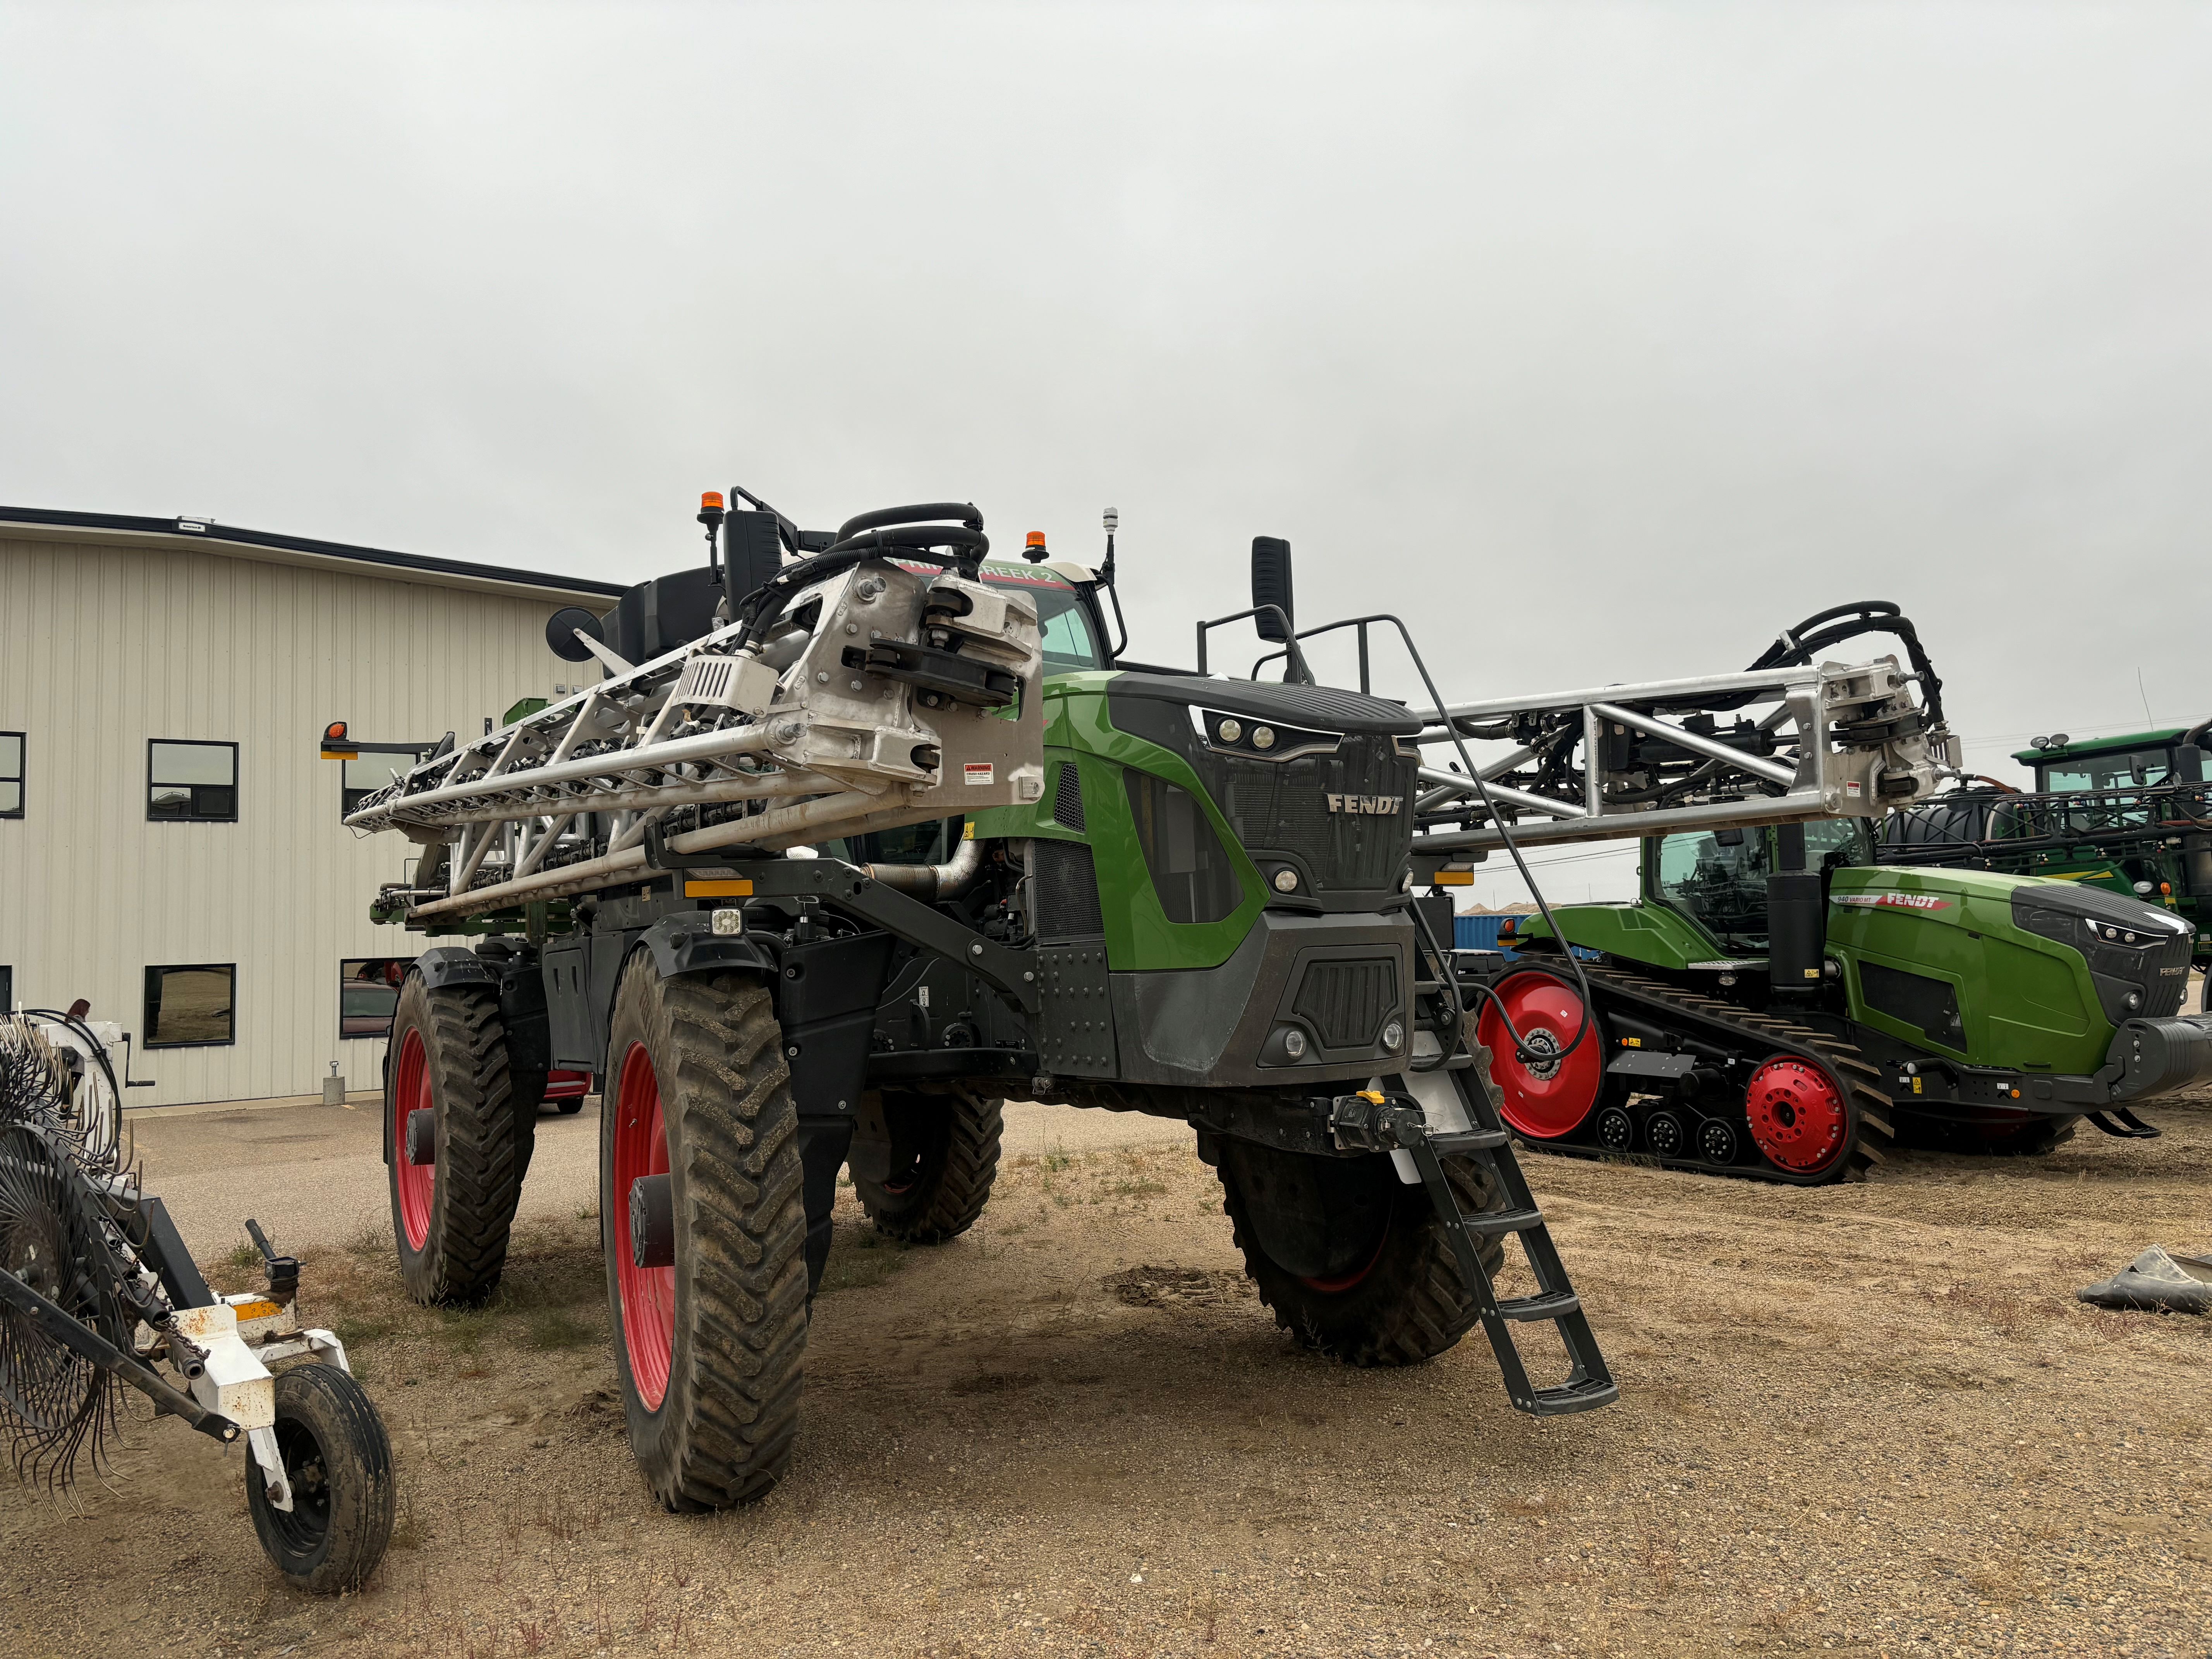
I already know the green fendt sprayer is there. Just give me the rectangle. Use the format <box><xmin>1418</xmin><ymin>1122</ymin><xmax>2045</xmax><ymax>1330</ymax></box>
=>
<box><xmin>333</xmin><ymin>491</ymin><xmax>1676</xmax><ymax>1510</ymax></box>
<box><xmin>1404</xmin><ymin>606</ymin><xmax>2212</xmax><ymax>1184</ymax></box>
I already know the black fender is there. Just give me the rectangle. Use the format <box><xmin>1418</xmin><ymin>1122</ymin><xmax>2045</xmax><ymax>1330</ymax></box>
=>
<box><xmin>412</xmin><ymin>946</ymin><xmax>497</xmax><ymax>991</ymax></box>
<box><xmin>634</xmin><ymin>914</ymin><xmax>780</xmax><ymax>982</ymax></box>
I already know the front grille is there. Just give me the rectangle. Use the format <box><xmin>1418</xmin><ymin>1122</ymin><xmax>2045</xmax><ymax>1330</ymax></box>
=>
<box><xmin>1033</xmin><ymin>838</ymin><xmax>1104</xmax><ymax>941</ymax></box>
<box><xmin>1217</xmin><ymin>735</ymin><xmax>1413</xmax><ymax>893</ymax></box>
<box><xmin>1292</xmin><ymin>958</ymin><xmax>1399</xmax><ymax>1049</ymax></box>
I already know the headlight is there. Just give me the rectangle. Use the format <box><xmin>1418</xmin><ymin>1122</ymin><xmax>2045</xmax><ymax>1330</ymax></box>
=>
<box><xmin>2088</xmin><ymin>920</ymin><xmax>2148</xmax><ymax>946</ymax></box>
<box><xmin>1282</xmin><ymin>1027</ymin><xmax>1308</xmax><ymax>1060</ymax></box>
<box><xmin>1252</xmin><ymin>726</ymin><xmax>1276</xmax><ymax>750</ymax></box>
<box><xmin>1218</xmin><ymin>718</ymin><xmax>1242</xmax><ymax>743</ymax></box>
<box><xmin>1381</xmin><ymin>1020</ymin><xmax>1405</xmax><ymax>1053</ymax></box>
<box><xmin>1271</xmin><ymin>868</ymin><xmax>1299</xmax><ymax>893</ymax></box>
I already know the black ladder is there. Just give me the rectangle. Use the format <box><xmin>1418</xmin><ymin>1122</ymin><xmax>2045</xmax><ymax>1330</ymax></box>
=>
<box><xmin>1329</xmin><ymin>1081</ymin><xmax>1618</xmax><ymax>1417</ymax></box>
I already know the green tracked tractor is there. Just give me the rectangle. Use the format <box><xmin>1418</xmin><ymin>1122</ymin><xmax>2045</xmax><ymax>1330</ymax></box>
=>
<box><xmin>1475</xmin><ymin>809</ymin><xmax>2211</xmax><ymax>1182</ymax></box>
<box><xmin>336</xmin><ymin>495</ymin><xmax>1620</xmax><ymax>1513</ymax></box>
<box><xmin>1875</xmin><ymin>722</ymin><xmax>2212</xmax><ymax>1011</ymax></box>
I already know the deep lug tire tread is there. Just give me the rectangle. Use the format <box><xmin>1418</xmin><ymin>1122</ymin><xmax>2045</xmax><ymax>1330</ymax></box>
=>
<box><xmin>854</xmin><ymin>1093</ymin><xmax>1004</xmax><ymax>1244</ymax></box>
<box><xmin>386</xmin><ymin>976</ymin><xmax>533</xmax><ymax>1305</ymax></box>
<box><xmin>1217</xmin><ymin>1153</ymin><xmax>1506</xmax><ymax>1368</ymax></box>
<box><xmin>602</xmin><ymin>959</ymin><xmax>808</xmax><ymax>1511</ymax></box>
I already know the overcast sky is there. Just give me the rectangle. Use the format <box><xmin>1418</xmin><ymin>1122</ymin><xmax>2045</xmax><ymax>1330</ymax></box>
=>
<box><xmin>5</xmin><ymin>3</ymin><xmax>2207</xmax><ymax>903</ymax></box>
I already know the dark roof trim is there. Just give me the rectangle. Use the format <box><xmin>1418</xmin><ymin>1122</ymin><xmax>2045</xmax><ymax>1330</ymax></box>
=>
<box><xmin>0</xmin><ymin>506</ymin><xmax>628</xmax><ymax>600</ymax></box>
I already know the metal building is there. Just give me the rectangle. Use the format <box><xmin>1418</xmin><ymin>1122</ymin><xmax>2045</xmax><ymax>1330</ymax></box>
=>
<box><xmin>0</xmin><ymin>507</ymin><xmax>623</xmax><ymax>1106</ymax></box>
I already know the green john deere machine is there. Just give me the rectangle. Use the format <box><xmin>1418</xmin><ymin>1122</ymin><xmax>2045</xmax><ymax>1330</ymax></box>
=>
<box><xmin>1875</xmin><ymin>721</ymin><xmax>2212</xmax><ymax>1011</ymax></box>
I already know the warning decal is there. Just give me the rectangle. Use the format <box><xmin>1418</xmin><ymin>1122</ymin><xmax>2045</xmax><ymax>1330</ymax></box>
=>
<box><xmin>963</xmin><ymin>763</ymin><xmax>995</xmax><ymax>786</ymax></box>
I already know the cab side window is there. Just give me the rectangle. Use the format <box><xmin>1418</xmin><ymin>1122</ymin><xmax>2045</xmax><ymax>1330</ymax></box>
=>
<box><xmin>1654</xmin><ymin>830</ymin><xmax>1770</xmax><ymax>946</ymax></box>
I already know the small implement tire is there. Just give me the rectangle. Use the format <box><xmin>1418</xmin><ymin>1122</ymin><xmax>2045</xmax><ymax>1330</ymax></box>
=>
<box><xmin>385</xmin><ymin>974</ymin><xmax>533</xmax><ymax>1306</ymax></box>
<box><xmin>601</xmin><ymin>957</ymin><xmax>808</xmax><ymax>1511</ymax></box>
<box><xmin>1216</xmin><ymin>1141</ymin><xmax>1504</xmax><ymax>1367</ymax></box>
<box><xmin>244</xmin><ymin>1364</ymin><xmax>397</xmax><ymax>1595</ymax></box>
<box><xmin>854</xmin><ymin>1091</ymin><xmax>1003</xmax><ymax>1243</ymax></box>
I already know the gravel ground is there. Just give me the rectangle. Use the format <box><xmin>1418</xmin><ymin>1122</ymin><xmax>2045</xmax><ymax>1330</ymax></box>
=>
<box><xmin>5</xmin><ymin>1093</ymin><xmax>2209</xmax><ymax>1658</ymax></box>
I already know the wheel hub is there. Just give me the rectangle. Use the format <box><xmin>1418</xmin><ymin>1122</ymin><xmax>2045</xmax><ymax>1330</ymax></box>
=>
<box><xmin>1743</xmin><ymin>1058</ymin><xmax>1850</xmax><ymax>1175</ymax></box>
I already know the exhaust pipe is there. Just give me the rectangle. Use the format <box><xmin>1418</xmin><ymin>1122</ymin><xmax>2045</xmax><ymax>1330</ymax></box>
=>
<box><xmin>859</xmin><ymin>831</ymin><xmax>986</xmax><ymax>902</ymax></box>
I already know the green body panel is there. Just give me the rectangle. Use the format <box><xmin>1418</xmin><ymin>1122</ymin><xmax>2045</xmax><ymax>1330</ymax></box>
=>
<box><xmin>1522</xmin><ymin>835</ymin><xmax>2120</xmax><ymax>1076</ymax></box>
<box><xmin>1510</xmin><ymin>900</ymin><xmax>1712</xmax><ymax>972</ymax></box>
<box><xmin>969</xmin><ymin>672</ymin><xmax>1268</xmax><ymax>974</ymax></box>
<box><xmin>1822</xmin><ymin>866</ymin><xmax>2111</xmax><ymax>1074</ymax></box>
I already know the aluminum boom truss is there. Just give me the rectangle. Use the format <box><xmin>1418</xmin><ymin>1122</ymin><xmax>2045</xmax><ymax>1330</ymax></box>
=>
<box><xmin>1408</xmin><ymin>656</ymin><xmax>1959</xmax><ymax>857</ymax></box>
<box><xmin>347</xmin><ymin>556</ymin><xmax>1045</xmax><ymax>924</ymax></box>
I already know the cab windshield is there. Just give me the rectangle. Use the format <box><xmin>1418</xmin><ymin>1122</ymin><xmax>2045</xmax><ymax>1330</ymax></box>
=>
<box><xmin>2039</xmin><ymin>748</ymin><xmax>2177</xmax><ymax>792</ymax></box>
<box><xmin>979</xmin><ymin>571</ymin><xmax>1104</xmax><ymax>672</ymax></box>
<box><xmin>1651</xmin><ymin>820</ymin><xmax>1865</xmax><ymax>951</ymax></box>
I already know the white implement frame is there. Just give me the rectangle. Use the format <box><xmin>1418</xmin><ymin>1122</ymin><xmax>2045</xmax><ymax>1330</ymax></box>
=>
<box><xmin>347</xmin><ymin>556</ymin><xmax>1047</xmax><ymax>924</ymax></box>
<box><xmin>1409</xmin><ymin>656</ymin><xmax>1959</xmax><ymax>856</ymax></box>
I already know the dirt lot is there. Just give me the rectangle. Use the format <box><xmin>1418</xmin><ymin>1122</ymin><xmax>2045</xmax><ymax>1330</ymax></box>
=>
<box><xmin>5</xmin><ymin>1097</ymin><xmax>2210</xmax><ymax>1659</ymax></box>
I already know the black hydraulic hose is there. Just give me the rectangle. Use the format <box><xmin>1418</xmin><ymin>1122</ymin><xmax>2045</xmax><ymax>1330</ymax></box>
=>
<box><xmin>836</xmin><ymin>501</ymin><xmax>984</xmax><ymax>541</ymax></box>
<box><xmin>732</xmin><ymin>539</ymin><xmax>979</xmax><ymax>646</ymax></box>
<box><xmin>1747</xmin><ymin>599</ymin><xmax>1947</xmax><ymax>728</ymax></box>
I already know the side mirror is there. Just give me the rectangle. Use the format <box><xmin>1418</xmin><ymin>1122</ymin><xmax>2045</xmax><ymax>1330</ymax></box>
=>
<box><xmin>547</xmin><ymin>607</ymin><xmax>606</xmax><ymax>663</ymax></box>
<box><xmin>1250</xmin><ymin>537</ymin><xmax>1295</xmax><ymax>642</ymax></box>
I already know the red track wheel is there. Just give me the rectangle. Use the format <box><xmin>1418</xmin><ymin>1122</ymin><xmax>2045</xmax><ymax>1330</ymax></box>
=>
<box><xmin>1743</xmin><ymin>1057</ymin><xmax>1851</xmax><ymax>1175</ymax></box>
<box><xmin>611</xmin><ymin>1042</ymin><xmax>676</xmax><ymax>1412</ymax></box>
<box><xmin>1475</xmin><ymin>968</ymin><xmax>1603</xmax><ymax>1139</ymax></box>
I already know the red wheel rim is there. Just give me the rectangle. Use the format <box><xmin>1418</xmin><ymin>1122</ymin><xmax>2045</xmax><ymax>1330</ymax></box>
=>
<box><xmin>613</xmin><ymin>1042</ymin><xmax>675</xmax><ymax>1412</ymax></box>
<box><xmin>1475</xmin><ymin>970</ymin><xmax>1602</xmax><ymax>1139</ymax></box>
<box><xmin>1744</xmin><ymin>1057</ymin><xmax>1851</xmax><ymax>1175</ymax></box>
<box><xmin>1299</xmin><ymin>1221</ymin><xmax>1389</xmax><ymax>1294</ymax></box>
<box><xmin>392</xmin><ymin>1029</ymin><xmax>433</xmax><ymax>1252</ymax></box>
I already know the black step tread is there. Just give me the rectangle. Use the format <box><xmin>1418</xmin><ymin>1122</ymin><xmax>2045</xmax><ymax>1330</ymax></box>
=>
<box><xmin>1430</xmin><ymin>1127</ymin><xmax>1510</xmax><ymax>1154</ymax></box>
<box><xmin>1496</xmin><ymin>1288</ymin><xmax>1580</xmax><ymax>1322</ymax></box>
<box><xmin>1456</xmin><ymin>1205</ymin><xmax>1544</xmax><ymax>1235</ymax></box>
<box><xmin>1526</xmin><ymin>1377</ymin><xmax>1620</xmax><ymax>1416</ymax></box>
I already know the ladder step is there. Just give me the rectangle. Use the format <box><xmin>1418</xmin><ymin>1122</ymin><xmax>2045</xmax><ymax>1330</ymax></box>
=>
<box><xmin>1430</xmin><ymin>1127</ymin><xmax>1510</xmax><ymax>1155</ymax></box>
<box><xmin>1524</xmin><ymin>1377</ymin><xmax>1621</xmax><ymax>1417</ymax></box>
<box><xmin>1460</xmin><ymin>1206</ymin><xmax>1544</xmax><ymax>1236</ymax></box>
<box><xmin>1496</xmin><ymin>1288</ymin><xmax>1580</xmax><ymax>1322</ymax></box>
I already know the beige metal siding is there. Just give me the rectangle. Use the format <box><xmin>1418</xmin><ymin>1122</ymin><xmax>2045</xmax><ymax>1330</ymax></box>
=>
<box><xmin>0</xmin><ymin>532</ymin><xmax>587</xmax><ymax>1105</ymax></box>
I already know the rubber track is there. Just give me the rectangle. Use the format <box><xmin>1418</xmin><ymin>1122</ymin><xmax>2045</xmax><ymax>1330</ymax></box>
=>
<box><xmin>634</xmin><ymin>966</ymin><xmax>809</xmax><ymax>1510</ymax></box>
<box><xmin>862</xmin><ymin>1095</ymin><xmax>1003</xmax><ymax>1244</ymax></box>
<box><xmin>1542</xmin><ymin>958</ymin><xmax>1898</xmax><ymax>1186</ymax></box>
<box><xmin>1219</xmin><ymin>1155</ymin><xmax>1507</xmax><ymax>1368</ymax></box>
<box><xmin>395</xmin><ymin>980</ymin><xmax>531</xmax><ymax>1304</ymax></box>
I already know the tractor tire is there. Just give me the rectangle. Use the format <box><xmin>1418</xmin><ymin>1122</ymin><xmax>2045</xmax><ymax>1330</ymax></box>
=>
<box><xmin>1216</xmin><ymin>1140</ymin><xmax>1505</xmax><ymax>1367</ymax></box>
<box><xmin>853</xmin><ymin>1092</ymin><xmax>1003</xmax><ymax>1243</ymax></box>
<box><xmin>385</xmin><ymin>975</ymin><xmax>534</xmax><ymax>1306</ymax></box>
<box><xmin>601</xmin><ymin>957</ymin><xmax>808</xmax><ymax>1511</ymax></box>
<box><xmin>244</xmin><ymin>1363</ymin><xmax>397</xmax><ymax>1595</ymax></box>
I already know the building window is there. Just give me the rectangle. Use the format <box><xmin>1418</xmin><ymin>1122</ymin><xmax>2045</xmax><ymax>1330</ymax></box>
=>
<box><xmin>0</xmin><ymin>732</ymin><xmax>22</xmax><ymax>817</ymax></box>
<box><xmin>143</xmin><ymin>963</ymin><xmax>236</xmax><ymax>1048</ymax></box>
<box><xmin>342</xmin><ymin>750</ymin><xmax>424</xmax><ymax>818</ymax></box>
<box><xmin>0</xmin><ymin>965</ymin><xmax>12</xmax><ymax>1012</ymax></box>
<box><xmin>341</xmin><ymin>957</ymin><xmax>415</xmax><ymax>1038</ymax></box>
<box><xmin>148</xmin><ymin>740</ymin><xmax>239</xmax><ymax>821</ymax></box>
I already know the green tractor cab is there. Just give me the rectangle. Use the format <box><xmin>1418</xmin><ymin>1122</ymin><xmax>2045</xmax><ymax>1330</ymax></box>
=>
<box><xmin>1487</xmin><ymin>818</ymin><xmax>2210</xmax><ymax>1182</ymax></box>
